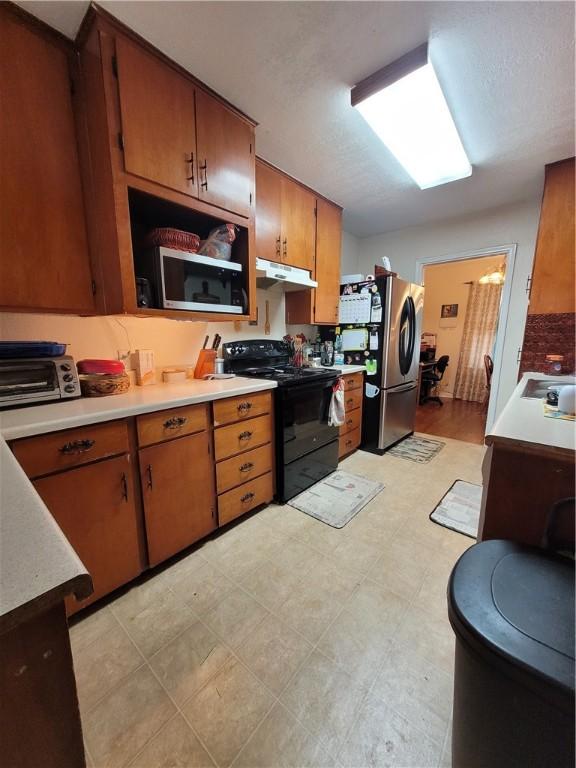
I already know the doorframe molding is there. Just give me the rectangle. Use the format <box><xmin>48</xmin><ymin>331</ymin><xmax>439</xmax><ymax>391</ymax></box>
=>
<box><xmin>415</xmin><ymin>243</ymin><xmax>518</xmax><ymax>432</ymax></box>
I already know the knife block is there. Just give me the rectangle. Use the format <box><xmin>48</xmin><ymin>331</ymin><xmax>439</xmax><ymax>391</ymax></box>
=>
<box><xmin>194</xmin><ymin>349</ymin><xmax>216</xmax><ymax>379</ymax></box>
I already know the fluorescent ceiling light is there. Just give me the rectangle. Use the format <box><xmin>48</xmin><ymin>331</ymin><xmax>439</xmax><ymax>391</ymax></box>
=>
<box><xmin>352</xmin><ymin>44</ymin><xmax>472</xmax><ymax>189</ymax></box>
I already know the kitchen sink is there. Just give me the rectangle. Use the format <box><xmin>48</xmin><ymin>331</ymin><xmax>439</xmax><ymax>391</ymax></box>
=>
<box><xmin>521</xmin><ymin>379</ymin><xmax>567</xmax><ymax>399</ymax></box>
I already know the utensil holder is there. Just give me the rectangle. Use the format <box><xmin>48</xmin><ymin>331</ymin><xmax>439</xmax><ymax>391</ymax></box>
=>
<box><xmin>194</xmin><ymin>349</ymin><xmax>216</xmax><ymax>379</ymax></box>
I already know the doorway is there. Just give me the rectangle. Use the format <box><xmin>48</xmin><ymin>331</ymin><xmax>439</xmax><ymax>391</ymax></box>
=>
<box><xmin>414</xmin><ymin>246</ymin><xmax>515</xmax><ymax>443</ymax></box>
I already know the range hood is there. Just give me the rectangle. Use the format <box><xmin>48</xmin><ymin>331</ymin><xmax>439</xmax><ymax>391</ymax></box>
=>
<box><xmin>256</xmin><ymin>258</ymin><xmax>317</xmax><ymax>291</ymax></box>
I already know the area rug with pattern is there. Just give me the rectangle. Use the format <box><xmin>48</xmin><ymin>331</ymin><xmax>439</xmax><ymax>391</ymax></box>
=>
<box><xmin>288</xmin><ymin>471</ymin><xmax>384</xmax><ymax>528</ymax></box>
<box><xmin>388</xmin><ymin>435</ymin><xmax>445</xmax><ymax>463</ymax></box>
<box><xmin>430</xmin><ymin>479</ymin><xmax>482</xmax><ymax>538</ymax></box>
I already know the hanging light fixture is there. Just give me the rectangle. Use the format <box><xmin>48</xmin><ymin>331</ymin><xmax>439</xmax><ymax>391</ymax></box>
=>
<box><xmin>351</xmin><ymin>43</ymin><xmax>472</xmax><ymax>189</ymax></box>
<box><xmin>478</xmin><ymin>264</ymin><xmax>506</xmax><ymax>285</ymax></box>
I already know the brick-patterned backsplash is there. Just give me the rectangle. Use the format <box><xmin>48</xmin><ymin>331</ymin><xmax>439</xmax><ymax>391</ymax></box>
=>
<box><xmin>519</xmin><ymin>312</ymin><xmax>575</xmax><ymax>377</ymax></box>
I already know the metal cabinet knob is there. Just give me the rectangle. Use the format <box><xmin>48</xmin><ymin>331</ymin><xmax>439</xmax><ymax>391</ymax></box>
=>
<box><xmin>237</xmin><ymin>401</ymin><xmax>252</xmax><ymax>413</ymax></box>
<box><xmin>164</xmin><ymin>416</ymin><xmax>187</xmax><ymax>429</ymax></box>
<box><xmin>238</xmin><ymin>430</ymin><xmax>253</xmax><ymax>441</ymax></box>
<box><xmin>239</xmin><ymin>462</ymin><xmax>254</xmax><ymax>473</ymax></box>
<box><xmin>241</xmin><ymin>491</ymin><xmax>255</xmax><ymax>503</ymax></box>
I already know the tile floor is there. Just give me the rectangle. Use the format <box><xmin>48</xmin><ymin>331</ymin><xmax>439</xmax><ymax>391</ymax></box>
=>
<box><xmin>70</xmin><ymin>434</ymin><xmax>484</xmax><ymax>768</ymax></box>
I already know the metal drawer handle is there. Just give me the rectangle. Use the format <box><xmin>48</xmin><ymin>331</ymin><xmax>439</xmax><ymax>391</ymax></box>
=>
<box><xmin>240</xmin><ymin>462</ymin><xmax>254</xmax><ymax>473</ymax></box>
<box><xmin>346</xmin><ymin>439</ymin><xmax>353</xmax><ymax>446</ymax></box>
<box><xmin>241</xmin><ymin>491</ymin><xmax>255</xmax><ymax>503</ymax></box>
<box><xmin>59</xmin><ymin>439</ymin><xmax>95</xmax><ymax>455</ymax></box>
<box><xmin>146</xmin><ymin>464</ymin><xmax>153</xmax><ymax>490</ymax></box>
<box><xmin>346</xmin><ymin>418</ymin><xmax>353</xmax><ymax>426</ymax></box>
<box><xmin>200</xmin><ymin>159</ymin><xmax>208</xmax><ymax>190</ymax></box>
<box><xmin>237</xmin><ymin>401</ymin><xmax>252</xmax><ymax>413</ymax></box>
<box><xmin>282</xmin><ymin>238</ymin><xmax>287</xmax><ymax>258</ymax></box>
<box><xmin>164</xmin><ymin>416</ymin><xmax>187</xmax><ymax>429</ymax></box>
<box><xmin>121</xmin><ymin>472</ymin><xmax>128</xmax><ymax>501</ymax></box>
<box><xmin>346</xmin><ymin>398</ymin><xmax>354</xmax><ymax>406</ymax></box>
<box><xmin>239</xmin><ymin>430</ymin><xmax>253</xmax><ymax>441</ymax></box>
<box><xmin>275</xmin><ymin>237</ymin><xmax>281</xmax><ymax>257</ymax></box>
<box><xmin>186</xmin><ymin>151</ymin><xmax>195</xmax><ymax>183</ymax></box>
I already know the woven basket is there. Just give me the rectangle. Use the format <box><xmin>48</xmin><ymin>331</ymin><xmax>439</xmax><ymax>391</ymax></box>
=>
<box><xmin>80</xmin><ymin>372</ymin><xmax>130</xmax><ymax>398</ymax></box>
<box><xmin>145</xmin><ymin>227</ymin><xmax>200</xmax><ymax>253</ymax></box>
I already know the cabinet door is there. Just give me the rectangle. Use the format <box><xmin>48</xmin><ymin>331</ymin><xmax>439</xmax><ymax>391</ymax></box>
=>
<box><xmin>0</xmin><ymin>11</ymin><xmax>94</xmax><ymax>312</ymax></box>
<box><xmin>255</xmin><ymin>160</ymin><xmax>282</xmax><ymax>260</ymax></box>
<box><xmin>115</xmin><ymin>36</ymin><xmax>197</xmax><ymax>197</ymax></box>
<box><xmin>529</xmin><ymin>157</ymin><xmax>575</xmax><ymax>315</ymax></box>
<box><xmin>139</xmin><ymin>432</ymin><xmax>216</xmax><ymax>566</ymax></box>
<box><xmin>196</xmin><ymin>89</ymin><xmax>254</xmax><ymax>217</ymax></box>
<box><xmin>280</xmin><ymin>178</ymin><xmax>316</xmax><ymax>271</ymax></box>
<box><xmin>33</xmin><ymin>455</ymin><xmax>142</xmax><ymax>614</ymax></box>
<box><xmin>314</xmin><ymin>198</ymin><xmax>342</xmax><ymax>324</ymax></box>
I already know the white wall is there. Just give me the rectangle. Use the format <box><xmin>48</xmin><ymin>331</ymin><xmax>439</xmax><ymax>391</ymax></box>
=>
<box><xmin>340</xmin><ymin>231</ymin><xmax>360</xmax><ymax>276</ymax></box>
<box><xmin>357</xmin><ymin>199</ymin><xmax>541</xmax><ymax>419</ymax></box>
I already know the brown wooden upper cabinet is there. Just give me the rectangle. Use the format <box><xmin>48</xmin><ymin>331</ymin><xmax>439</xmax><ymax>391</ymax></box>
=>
<box><xmin>285</xmin><ymin>196</ymin><xmax>343</xmax><ymax>326</ymax></box>
<box><xmin>195</xmin><ymin>89</ymin><xmax>254</xmax><ymax>218</ymax></box>
<box><xmin>115</xmin><ymin>35</ymin><xmax>254</xmax><ymax>219</ymax></box>
<box><xmin>0</xmin><ymin>7</ymin><xmax>95</xmax><ymax>313</ymax></box>
<box><xmin>255</xmin><ymin>159</ymin><xmax>316</xmax><ymax>272</ymax></box>
<box><xmin>115</xmin><ymin>36</ymin><xmax>198</xmax><ymax>198</ymax></box>
<box><xmin>528</xmin><ymin>157</ymin><xmax>575</xmax><ymax>316</ymax></box>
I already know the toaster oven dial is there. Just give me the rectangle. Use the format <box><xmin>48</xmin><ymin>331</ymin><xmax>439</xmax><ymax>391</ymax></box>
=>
<box><xmin>64</xmin><ymin>384</ymin><xmax>76</xmax><ymax>393</ymax></box>
<box><xmin>63</xmin><ymin>373</ymin><xmax>74</xmax><ymax>382</ymax></box>
<box><xmin>60</xmin><ymin>363</ymin><xmax>71</xmax><ymax>371</ymax></box>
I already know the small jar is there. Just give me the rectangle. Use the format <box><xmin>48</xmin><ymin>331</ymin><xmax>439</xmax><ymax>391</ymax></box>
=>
<box><xmin>545</xmin><ymin>355</ymin><xmax>564</xmax><ymax>375</ymax></box>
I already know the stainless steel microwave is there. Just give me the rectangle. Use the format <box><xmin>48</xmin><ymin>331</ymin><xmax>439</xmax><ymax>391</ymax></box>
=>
<box><xmin>139</xmin><ymin>247</ymin><xmax>245</xmax><ymax>314</ymax></box>
<box><xmin>0</xmin><ymin>356</ymin><xmax>81</xmax><ymax>409</ymax></box>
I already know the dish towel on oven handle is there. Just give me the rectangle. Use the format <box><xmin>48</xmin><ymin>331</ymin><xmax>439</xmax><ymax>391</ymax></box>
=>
<box><xmin>329</xmin><ymin>377</ymin><xmax>346</xmax><ymax>427</ymax></box>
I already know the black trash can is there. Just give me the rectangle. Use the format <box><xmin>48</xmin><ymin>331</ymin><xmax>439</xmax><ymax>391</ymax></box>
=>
<box><xmin>448</xmin><ymin>539</ymin><xmax>575</xmax><ymax>768</ymax></box>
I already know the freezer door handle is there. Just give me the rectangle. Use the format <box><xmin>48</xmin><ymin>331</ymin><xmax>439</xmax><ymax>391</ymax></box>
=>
<box><xmin>389</xmin><ymin>383</ymin><xmax>417</xmax><ymax>394</ymax></box>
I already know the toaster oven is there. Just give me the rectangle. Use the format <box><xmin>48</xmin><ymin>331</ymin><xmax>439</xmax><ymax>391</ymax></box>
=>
<box><xmin>0</xmin><ymin>356</ymin><xmax>81</xmax><ymax>409</ymax></box>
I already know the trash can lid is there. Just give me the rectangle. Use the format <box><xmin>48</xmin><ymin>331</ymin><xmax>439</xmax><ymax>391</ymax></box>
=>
<box><xmin>448</xmin><ymin>540</ymin><xmax>575</xmax><ymax>699</ymax></box>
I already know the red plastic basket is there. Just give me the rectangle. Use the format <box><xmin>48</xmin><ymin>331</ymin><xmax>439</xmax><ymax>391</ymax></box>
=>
<box><xmin>145</xmin><ymin>227</ymin><xmax>200</xmax><ymax>253</ymax></box>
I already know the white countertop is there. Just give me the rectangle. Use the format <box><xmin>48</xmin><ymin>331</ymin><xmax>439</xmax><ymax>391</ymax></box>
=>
<box><xmin>0</xmin><ymin>436</ymin><xmax>92</xmax><ymax>632</ymax></box>
<box><xmin>486</xmin><ymin>372</ymin><xmax>575</xmax><ymax>454</ymax></box>
<box><xmin>0</xmin><ymin>377</ymin><xmax>277</xmax><ymax>441</ymax></box>
<box><xmin>327</xmin><ymin>364</ymin><xmax>366</xmax><ymax>375</ymax></box>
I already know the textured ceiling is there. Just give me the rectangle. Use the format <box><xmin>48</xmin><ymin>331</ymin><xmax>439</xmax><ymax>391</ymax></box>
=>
<box><xmin>18</xmin><ymin>1</ymin><xmax>575</xmax><ymax>236</ymax></box>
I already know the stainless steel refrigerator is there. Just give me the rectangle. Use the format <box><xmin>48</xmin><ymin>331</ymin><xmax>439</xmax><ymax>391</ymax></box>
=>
<box><xmin>335</xmin><ymin>275</ymin><xmax>424</xmax><ymax>453</ymax></box>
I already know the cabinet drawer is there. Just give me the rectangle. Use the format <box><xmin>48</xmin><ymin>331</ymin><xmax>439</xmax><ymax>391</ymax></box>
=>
<box><xmin>344</xmin><ymin>387</ymin><xmax>363</xmax><ymax>412</ymax></box>
<box><xmin>218</xmin><ymin>472</ymin><xmax>274</xmax><ymax>526</ymax></box>
<box><xmin>11</xmin><ymin>420</ymin><xmax>129</xmax><ymax>479</ymax></box>
<box><xmin>339</xmin><ymin>408</ymin><xmax>362</xmax><ymax>437</ymax></box>
<box><xmin>137</xmin><ymin>404</ymin><xmax>208</xmax><ymax>447</ymax></box>
<box><xmin>339</xmin><ymin>426</ymin><xmax>361</xmax><ymax>458</ymax></box>
<box><xmin>216</xmin><ymin>443</ymin><xmax>273</xmax><ymax>495</ymax></box>
<box><xmin>342</xmin><ymin>372</ymin><xmax>363</xmax><ymax>391</ymax></box>
<box><xmin>213</xmin><ymin>391</ymin><xmax>272</xmax><ymax>427</ymax></box>
<box><xmin>214</xmin><ymin>414</ymin><xmax>272</xmax><ymax>462</ymax></box>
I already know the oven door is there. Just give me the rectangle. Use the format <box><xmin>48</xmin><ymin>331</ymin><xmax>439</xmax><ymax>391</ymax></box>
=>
<box><xmin>277</xmin><ymin>378</ymin><xmax>339</xmax><ymax>466</ymax></box>
<box><xmin>0</xmin><ymin>361</ymin><xmax>59</xmax><ymax>407</ymax></box>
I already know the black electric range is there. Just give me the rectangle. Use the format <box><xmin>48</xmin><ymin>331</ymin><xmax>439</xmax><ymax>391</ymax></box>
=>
<box><xmin>222</xmin><ymin>340</ymin><xmax>341</xmax><ymax>502</ymax></box>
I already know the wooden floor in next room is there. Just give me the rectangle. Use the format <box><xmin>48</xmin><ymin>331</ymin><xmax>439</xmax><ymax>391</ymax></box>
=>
<box><xmin>415</xmin><ymin>400</ymin><xmax>486</xmax><ymax>445</ymax></box>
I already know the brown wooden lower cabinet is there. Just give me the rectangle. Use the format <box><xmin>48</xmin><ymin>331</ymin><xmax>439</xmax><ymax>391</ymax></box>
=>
<box><xmin>338</xmin><ymin>372</ymin><xmax>364</xmax><ymax>459</ymax></box>
<box><xmin>139</xmin><ymin>431</ymin><xmax>216</xmax><ymax>566</ymax></box>
<box><xmin>218</xmin><ymin>472</ymin><xmax>274</xmax><ymax>526</ymax></box>
<box><xmin>0</xmin><ymin>602</ymin><xmax>86</xmax><ymax>768</ymax></box>
<box><xmin>33</xmin><ymin>455</ymin><xmax>142</xmax><ymax>616</ymax></box>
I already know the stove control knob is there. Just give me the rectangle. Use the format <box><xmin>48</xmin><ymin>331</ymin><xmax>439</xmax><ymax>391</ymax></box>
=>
<box><xmin>64</xmin><ymin>384</ymin><xmax>76</xmax><ymax>393</ymax></box>
<box><xmin>63</xmin><ymin>373</ymin><xmax>74</xmax><ymax>382</ymax></box>
<box><xmin>60</xmin><ymin>363</ymin><xmax>71</xmax><ymax>372</ymax></box>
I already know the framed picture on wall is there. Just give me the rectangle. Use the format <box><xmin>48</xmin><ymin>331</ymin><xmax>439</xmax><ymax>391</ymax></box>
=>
<box><xmin>441</xmin><ymin>303</ymin><xmax>458</xmax><ymax>319</ymax></box>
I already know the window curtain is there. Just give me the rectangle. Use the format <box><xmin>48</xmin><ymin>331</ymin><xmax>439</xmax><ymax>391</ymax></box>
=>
<box><xmin>453</xmin><ymin>283</ymin><xmax>502</xmax><ymax>402</ymax></box>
